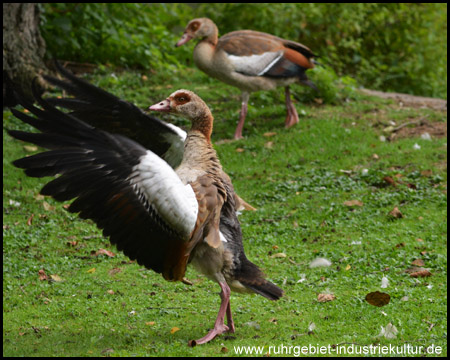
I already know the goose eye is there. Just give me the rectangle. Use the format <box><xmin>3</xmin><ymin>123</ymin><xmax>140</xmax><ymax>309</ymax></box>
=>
<box><xmin>179</xmin><ymin>97</ymin><xmax>185</xmax><ymax>102</ymax></box>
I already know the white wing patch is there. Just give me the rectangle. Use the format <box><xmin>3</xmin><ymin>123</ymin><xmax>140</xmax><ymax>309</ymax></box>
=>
<box><xmin>131</xmin><ymin>150</ymin><xmax>198</xmax><ymax>238</ymax></box>
<box><xmin>227</xmin><ymin>51</ymin><xmax>283</xmax><ymax>76</ymax></box>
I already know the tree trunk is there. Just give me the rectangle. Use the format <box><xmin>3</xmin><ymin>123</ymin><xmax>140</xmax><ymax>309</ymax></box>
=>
<box><xmin>3</xmin><ymin>3</ymin><xmax>47</xmax><ymax>107</ymax></box>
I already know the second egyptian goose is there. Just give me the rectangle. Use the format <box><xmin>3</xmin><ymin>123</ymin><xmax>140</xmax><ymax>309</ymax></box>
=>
<box><xmin>176</xmin><ymin>17</ymin><xmax>317</xmax><ymax>139</ymax></box>
<box><xmin>9</xmin><ymin>78</ymin><xmax>283</xmax><ymax>346</ymax></box>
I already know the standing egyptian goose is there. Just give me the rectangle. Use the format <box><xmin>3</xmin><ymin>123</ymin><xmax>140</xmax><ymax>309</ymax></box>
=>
<box><xmin>8</xmin><ymin>78</ymin><xmax>283</xmax><ymax>345</ymax></box>
<box><xmin>176</xmin><ymin>17</ymin><xmax>317</xmax><ymax>139</ymax></box>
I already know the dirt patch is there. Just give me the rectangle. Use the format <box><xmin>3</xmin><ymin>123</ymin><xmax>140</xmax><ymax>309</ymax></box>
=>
<box><xmin>360</xmin><ymin>89</ymin><xmax>447</xmax><ymax>111</ymax></box>
<box><xmin>394</xmin><ymin>120</ymin><xmax>447</xmax><ymax>139</ymax></box>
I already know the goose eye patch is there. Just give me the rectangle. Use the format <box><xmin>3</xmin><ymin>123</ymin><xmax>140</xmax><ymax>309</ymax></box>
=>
<box><xmin>175</xmin><ymin>93</ymin><xmax>190</xmax><ymax>105</ymax></box>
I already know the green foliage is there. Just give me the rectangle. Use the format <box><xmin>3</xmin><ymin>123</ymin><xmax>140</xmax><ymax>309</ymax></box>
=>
<box><xmin>39</xmin><ymin>3</ymin><xmax>193</xmax><ymax>71</ymax></box>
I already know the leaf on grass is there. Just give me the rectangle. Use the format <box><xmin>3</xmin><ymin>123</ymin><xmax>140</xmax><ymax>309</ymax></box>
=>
<box><xmin>409</xmin><ymin>269</ymin><xmax>432</xmax><ymax>278</ymax></box>
<box><xmin>87</xmin><ymin>268</ymin><xmax>96</xmax><ymax>273</ymax></box>
<box><xmin>170</xmin><ymin>327</ymin><xmax>180</xmax><ymax>334</ymax></box>
<box><xmin>343</xmin><ymin>200</ymin><xmax>364</xmax><ymax>207</ymax></box>
<box><xmin>146</xmin><ymin>321</ymin><xmax>156</xmax><ymax>326</ymax></box>
<box><xmin>317</xmin><ymin>293</ymin><xmax>336</xmax><ymax>302</ymax></box>
<box><xmin>309</xmin><ymin>257</ymin><xmax>332</xmax><ymax>268</ymax></box>
<box><xmin>379</xmin><ymin>323</ymin><xmax>398</xmax><ymax>339</ymax></box>
<box><xmin>93</xmin><ymin>248</ymin><xmax>116</xmax><ymax>257</ymax></box>
<box><xmin>50</xmin><ymin>274</ymin><xmax>63</xmax><ymax>282</ymax></box>
<box><xmin>108</xmin><ymin>268</ymin><xmax>122</xmax><ymax>276</ymax></box>
<box><xmin>263</xmin><ymin>132</ymin><xmax>277</xmax><ymax>137</ymax></box>
<box><xmin>264</xmin><ymin>141</ymin><xmax>274</xmax><ymax>149</ymax></box>
<box><xmin>235</xmin><ymin>148</ymin><xmax>245</xmax><ymax>153</ymax></box>
<box><xmin>270</xmin><ymin>252</ymin><xmax>286</xmax><ymax>258</ymax></box>
<box><xmin>365</xmin><ymin>291</ymin><xmax>390</xmax><ymax>307</ymax></box>
<box><xmin>38</xmin><ymin>269</ymin><xmax>48</xmax><ymax>281</ymax></box>
<box><xmin>42</xmin><ymin>201</ymin><xmax>55</xmax><ymax>211</ymax></box>
<box><xmin>388</xmin><ymin>206</ymin><xmax>403</xmax><ymax>218</ymax></box>
<box><xmin>34</xmin><ymin>194</ymin><xmax>45</xmax><ymax>201</ymax></box>
<box><xmin>411</xmin><ymin>259</ymin><xmax>425</xmax><ymax>267</ymax></box>
<box><xmin>107</xmin><ymin>290</ymin><xmax>115</xmax><ymax>295</ymax></box>
<box><xmin>26</xmin><ymin>213</ymin><xmax>34</xmax><ymax>226</ymax></box>
<box><xmin>345</xmin><ymin>264</ymin><xmax>351</xmax><ymax>271</ymax></box>
<box><xmin>383</xmin><ymin>176</ymin><xmax>396</xmax><ymax>187</ymax></box>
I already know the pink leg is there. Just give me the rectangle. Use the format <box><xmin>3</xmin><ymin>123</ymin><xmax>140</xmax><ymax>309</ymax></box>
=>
<box><xmin>234</xmin><ymin>92</ymin><xmax>250</xmax><ymax>140</ymax></box>
<box><xmin>188</xmin><ymin>281</ymin><xmax>233</xmax><ymax>346</ymax></box>
<box><xmin>284</xmin><ymin>86</ymin><xmax>299</xmax><ymax>128</ymax></box>
<box><xmin>226</xmin><ymin>300</ymin><xmax>235</xmax><ymax>333</ymax></box>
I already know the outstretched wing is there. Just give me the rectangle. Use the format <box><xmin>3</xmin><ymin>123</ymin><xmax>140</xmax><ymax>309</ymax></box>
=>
<box><xmin>8</xmin><ymin>82</ymin><xmax>198</xmax><ymax>281</ymax></box>
<box><xmin>44</xmin><ymin>62</ymin><xmax>186</xmax><ymax>168</ymax></box>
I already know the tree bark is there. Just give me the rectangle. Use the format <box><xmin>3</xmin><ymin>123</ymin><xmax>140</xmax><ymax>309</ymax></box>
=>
<box><xmin>3</xmin><ymin>3</ymin><xmax>47</xmax><ymax>106</ymax></box>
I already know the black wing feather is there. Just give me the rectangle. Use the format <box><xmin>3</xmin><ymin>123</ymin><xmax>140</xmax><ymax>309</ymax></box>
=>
<box><xmin>8</xmin><ymin>81</ymin><xmax>189</xmax><ymax>279</ymax></box>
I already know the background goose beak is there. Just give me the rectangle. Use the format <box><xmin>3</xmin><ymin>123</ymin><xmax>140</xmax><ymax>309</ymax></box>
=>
<box><xmin>176</xmin><ymin>33</ymin><xmax>192</xmax><ymax>47</ymax></box>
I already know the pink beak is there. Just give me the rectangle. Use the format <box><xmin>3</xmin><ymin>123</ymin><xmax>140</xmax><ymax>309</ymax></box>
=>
<box><xmin>176</xmin><ymin>33</ymin><xmax>192</xmax><ymax>47</ymax></box>
<box><xmin>149</xmin><ymin>99</ymin><xmax>171</xmax><ymax>112</ymax></box>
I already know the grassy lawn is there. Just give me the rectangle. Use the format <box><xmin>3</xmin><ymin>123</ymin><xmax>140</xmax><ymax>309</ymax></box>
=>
<box><xmin>3</xmin><ymin>68</ymin><xmax>447</xmax><ymax>357</ymax></box>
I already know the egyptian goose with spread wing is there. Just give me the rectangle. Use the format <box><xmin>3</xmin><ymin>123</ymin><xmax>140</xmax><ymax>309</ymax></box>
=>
<box><xmin>8</xmin><ymin>73</ymin><xmax>282</xmax><ymax>346</ymax></box>
<box><xmin>41</xmin><ymin>62</ymin><xmax>254</xmax><ymax>211</ymax></box>
<box><xmin>176</xmin><ymin>17</ymin><xmax>317</xmax><ymax>139</ymax></box>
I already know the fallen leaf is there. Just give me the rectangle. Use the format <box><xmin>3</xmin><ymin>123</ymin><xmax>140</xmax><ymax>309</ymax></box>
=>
<box><xmin>235</xmin><ymin>148</ymin><xmax>245</xmax><ymax>153</ymax></box>
<box><xmin>388</xmin><ymin>206</ymin><xmax>403</xmax><ymax>218</ymax></box>
<box><xmin>365</xmin><ymin>291</ymin><xmax>390</xmax><ymax>307</ymax></box>
<box><xmin>410</xmin><ymin>269</ymin><xmax>432</xmax><ymax>278</ymax></box>
<box><xmin>87</xmin><ymin>268</ymin><xmax>96</xmax><ymax>273</ymax></box>
<box><xmin>309</xmin><ymin>257</ymin><xmax>332</xmax><ymax>268</ymax></box>
<box><xmin>34</xmin><ymin>194</ymin><xmax>45</xmax><ymax>201</ymax></box>
<box><xmin>94</xmin><ymin>248</ymin><xmax>116</xmax><ymax>257</ymax></box>
<box><xmin>146</xmin><ymin>321</ymin><xmax>156</xmax><ymax>326</ymax></box>
<box><xmin>42</xmin><ymin>201</ymin><xmax>55</xmax><ymax>211</ymax></box>
<box><xmin>343</xmin><ymin>200</ymin><xmax>364</xmax><ymax>207</ymax></box>
<box><xmin>345</xmin><ymin>264</ymin><xmax>351</xmax><ymax>271</ymax></box>
<box><xmin>170</xmin><ymin>327</ymin><xmax>180</xmax><ymax>334</ymax></box>
<box><xmin>270</xmin><ymin>252</ymin><xmax>286</xmax><ymax>258</ymax></box>
<box><xmin>411</xmin><ymin>259</ymin><xmax>425</xmax><ymax>267</ymax></box>
<box><xmin>108</xmin><ymin>268</ymin><xmax>122</xmax><ymax>276</ymax></box>
<box><xmin>383</xmin><ymin>176</ymin><xmax>396</xmax><ymax>187</ymax></box>
<box><xmin>264</xmin><ymin>141</ymin><xmax>274</xmax><ymax>149</ymax></box>
<box><xmin>379</xmin><ymin>323</ymin><xmax>398</xmax><ymax>339</ymax></box>
<box><xmin>27</xmin><ymin>213</ymin><xmax>34</xmax><ymax>226</ymax></box>
<box><xmin>263</xmin><ymin>132</ymin><xmax>277</xmax><ymax>137</ymax></box>
<box><xmin>38</xmin><ymin>269</ymin><xmax>48</xmax><ymax>281</ymax></box>
<box><xmin>50</xmin><ymin>274</ymin><xmax>63</xmax><ymax>282</ymax></box>
<box><xmin>107</xmin><ymin>290</ymin><xmax>115</xmax><ymax>295</ymax></box>
<box><xmin>317</xmin><ymin>293</ymin><xmax>336</xmax><ymax>302</ymax></box>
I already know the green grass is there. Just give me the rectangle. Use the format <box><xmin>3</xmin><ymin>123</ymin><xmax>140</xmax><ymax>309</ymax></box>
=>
<box><xmin>3</xmin><ymin>67</ymin><xmax>447</xmax><ymax>357</ymax></box>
